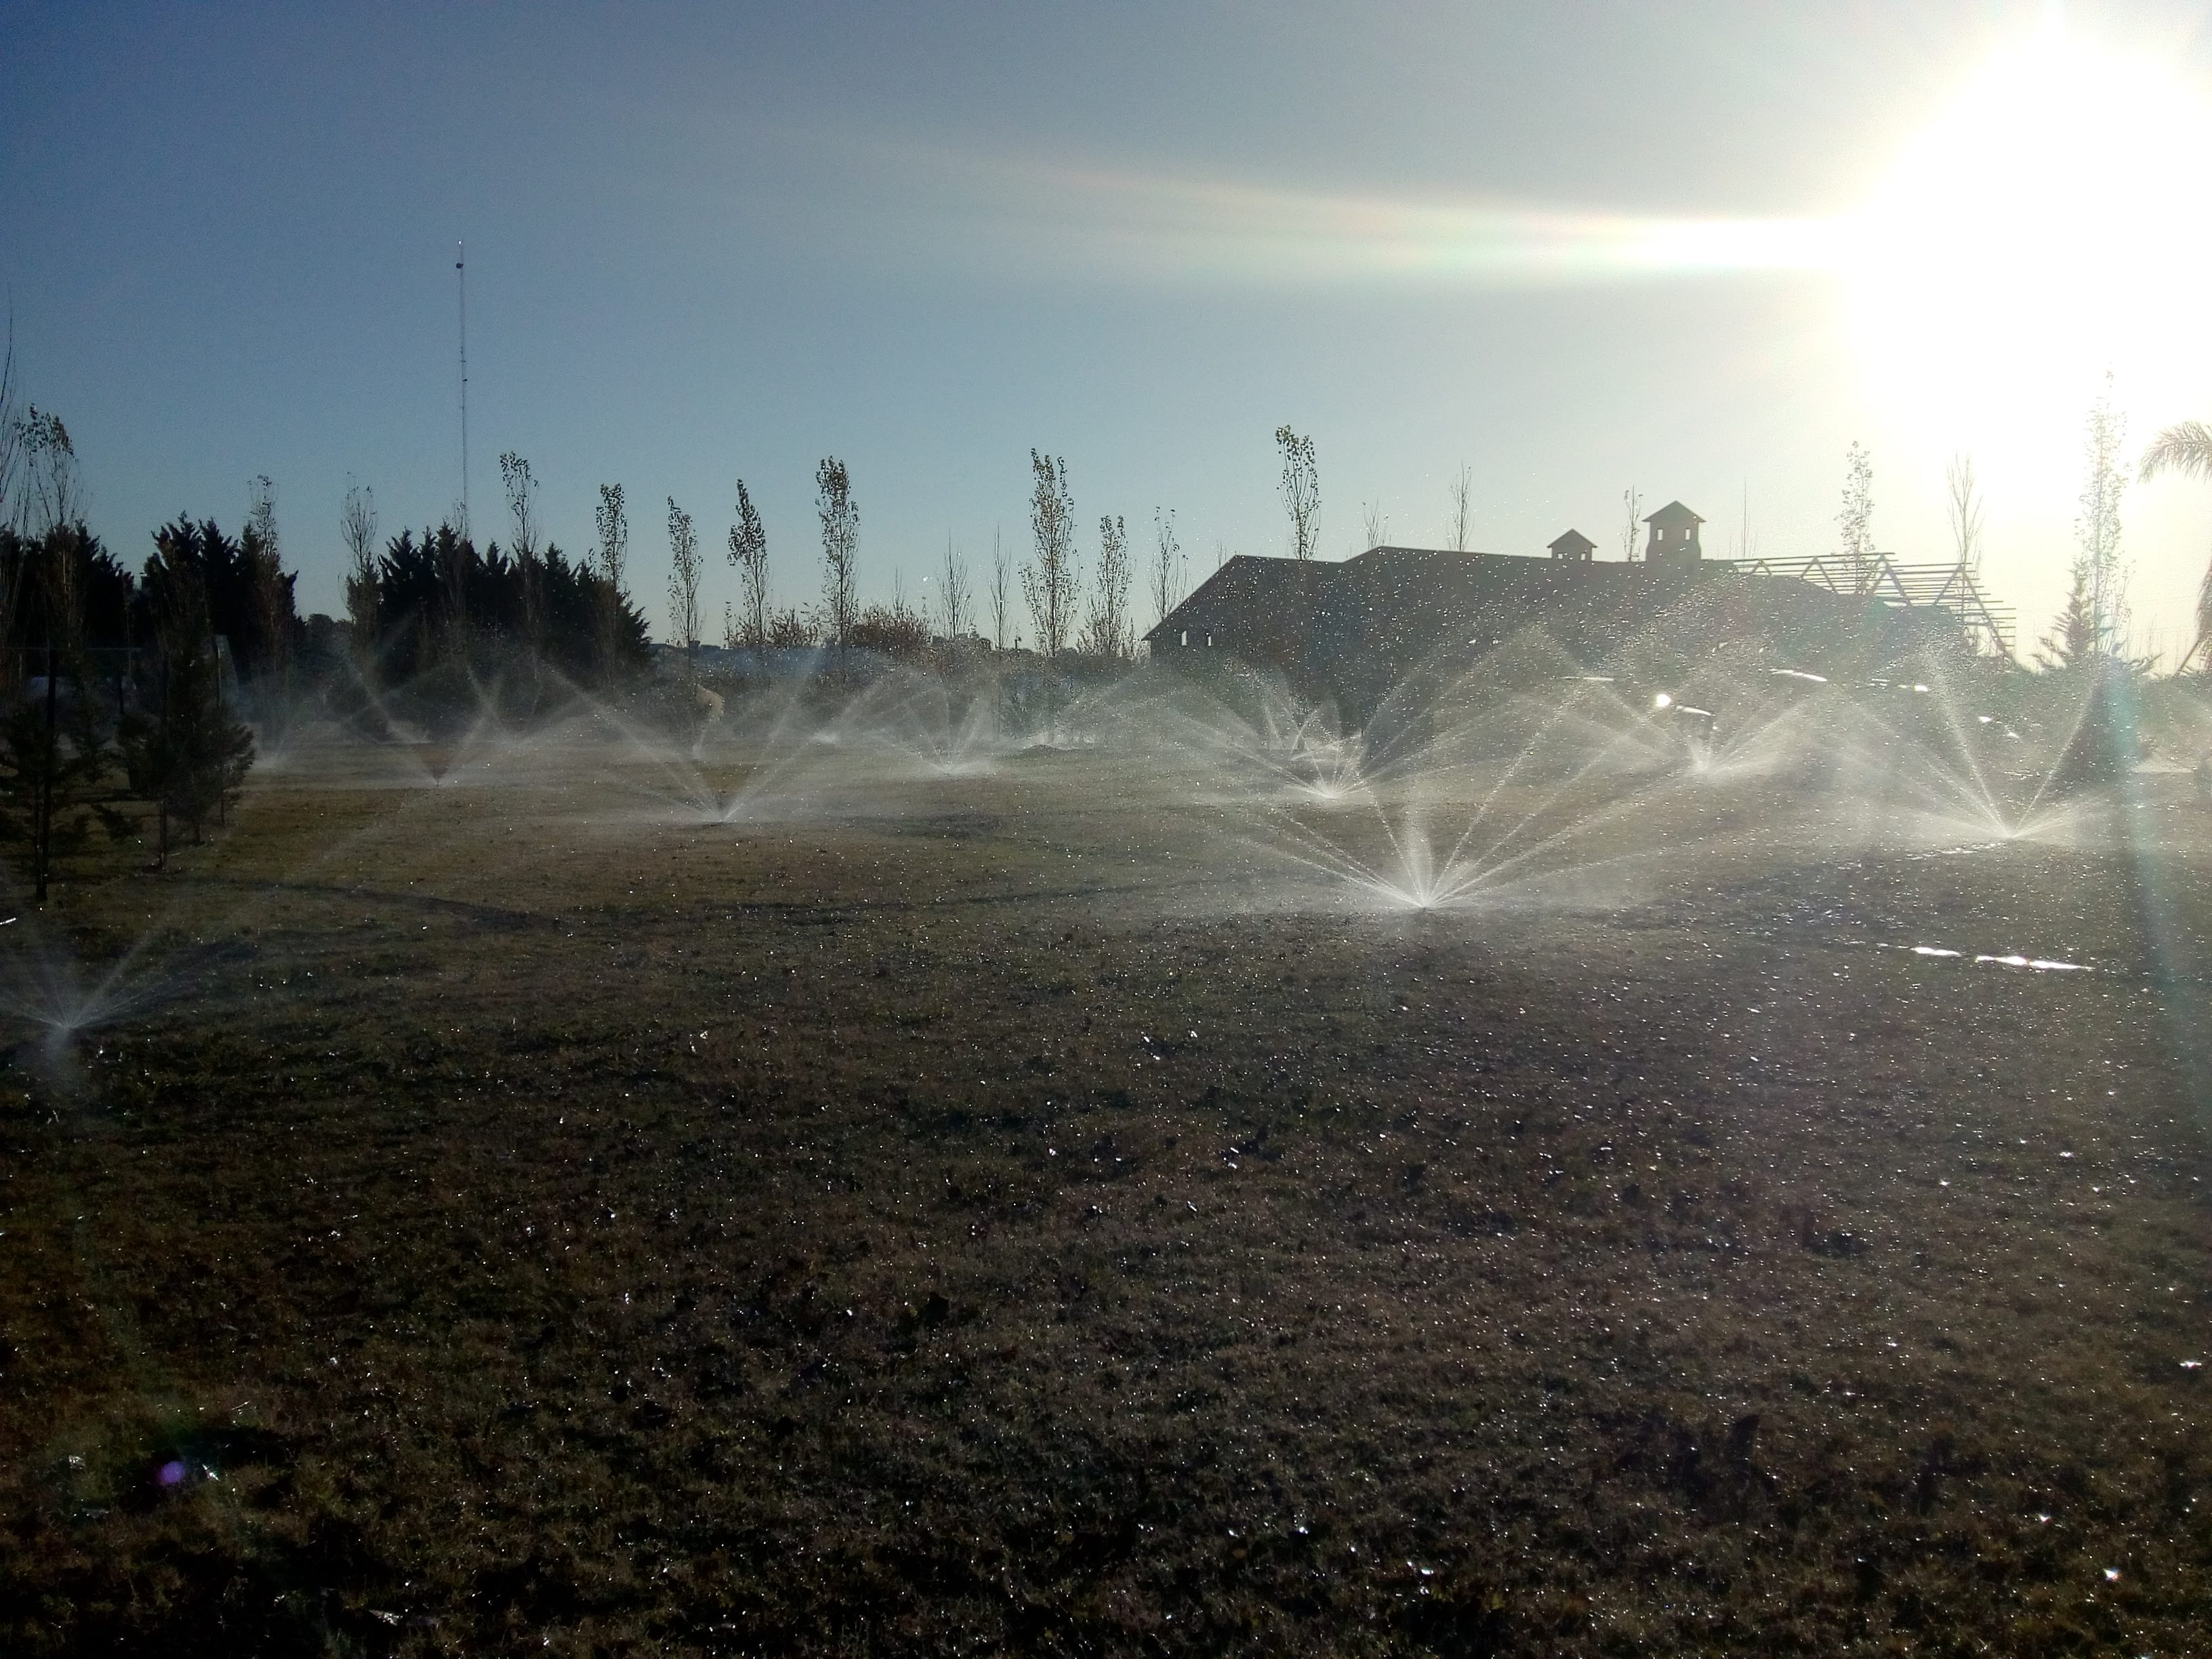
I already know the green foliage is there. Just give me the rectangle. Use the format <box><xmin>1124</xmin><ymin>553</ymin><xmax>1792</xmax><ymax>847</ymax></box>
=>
<box><xmin>367</xmin><ymin>525</ymin><xmax>651</xmax><ymax>690</ymax></box>
<box><xmin>1082</xmin><ymin>512</ymin><xmax>1131</xmax><ymax>658</ymax></box>
<box><xmin>665</xmin><ymin>495</ymin><xmax>701</xmax><ymax>655</ymax></box>
<box><xmin>816</xmin><ymin>457</ymin><xmax>859</xmax><ymax>653</ymax></box>
<box><xmin>1</xmin><ymin>525</ymin><xmax>134</xmax><ymax>653</ymax></box>
<box><xmin>2037</xmin><ymin>561</ymin><xmax>2098</xmax><ymax>671</ymax></box>
<box><xmin>116</xmin><ymin>638</ymin><xmax>253</xmax><ymax>854</ymax></box>
<box><xmin>2074</xmin><ymin>373</ymin><xmax>2129</xmax><ymax>656</ymax></box>
<box><xmin>1837</xmin><ymin>439</ymin><xmax>1875</xmax><ymax>592</ymax></box>
<box><xmin>119</xmin><ymin>529</ymin><xmax>255</xmax><ymax>861</ymax></box>
<box><xmin>2137</xmin><ymin>418</ymin><xmax>2212</xmax><ymax>670</ymax></box>
<box><xmin>848</xmin><ymin>599</ymin><xmax>929</xmax><ymax>659</ymax></box>
<box><xmin>727</xmin><ymin>478</ymin><xmax>769</xmax><ymax>653</ymax></box>
<box><xmin>1021</xmin><ymin>450</ymin><xmax>1076</xmax><ymax>657</ymax></box>
<box><xmin>0</xmin><ymin>527</ymin><xmax>125</xmax><ymax>898</ymax></box>
<box><xmin>142</xmin><ymin>516</ymin><xmax>295</xmax><ymax>683</ymax></box>
<box><xmin>0</xmin><ymin>659</ymin><xmax>115</xmax><ymax>895</ymax></box>
<box><xmin>1275</xmin><ymin>424</ymin><xmax>1319</xmax><ymax>561</ymax></box>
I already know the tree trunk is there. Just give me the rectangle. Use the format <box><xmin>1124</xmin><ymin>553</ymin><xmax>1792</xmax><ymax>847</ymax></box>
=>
<box><xmin>35</xmin><ymin>635</ymin><xmax>59</xmax><ymax>901</ymax></box>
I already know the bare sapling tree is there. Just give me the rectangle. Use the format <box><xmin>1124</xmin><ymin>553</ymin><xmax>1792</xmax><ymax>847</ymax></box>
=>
<box><xmin>665</xmin><ymin>495</ymin><xmax>703</xmax><ymax>672</ymax></box>
<box><xmin>815</xmin><ymin>457</ymin><xmax>859</xmax><ymax>664</ymax></box>
<box><xmin>989</xmin><ymin>527</ymin><xmax>1011</xmax><ymax>649</ymax></box>
<box><xmin>1361</xmin><ymin>499</ymin><xmax>1386</xmax><ymax>552</ymax></box>
<box><xmin>1083</xmin><ymin>513</ymin><xmax>1131</xmax><ymax>659</ymax></box>
<box><xmin>1621</xmin><ymin>486</ymin><xmax>1642</xmax><ymax>562</ymax></box>
<box><xmin>340</xmin><ymin>478</ymin><xmax>380</xmax><ymax>672</ymax></box>
<box><xmin>0</xmin><ymin>317</ymin><xmax>21</xmax><ymax>692</ymax></box>
<box><xmin>1021</xmin><ymin>450</ymin><xmax>1078</xmax><ymax>657</ymax></box>
<box><xmin>500</xmin><ymin>451</ymin><xmax>544</xmax><ymax>657</ymax></box>
<box><xmin>2076</xmin><ymin>373</ymin><xmax>2129</xmax><ymax>660</ymax></box>
<box><xmin>725</xmin><ymin>478</ymin><xmax>769</xmax><ymax>659</ymax></box>
<box><xmin>15</xmin><ymin>406</ymin><xmax>81</xmax><ymax>537</ymax></box>
<box><xmin>1944</xmin><ymin>452</ymin><xmax>1984</xmax><ymax>579</ymax></box>
<box><xmin>244</xmin><ymin>474</ymin><xmax>293</xmax><ymax>719</ymax></box>
<box><xmin>2139</xmin><ymin>415</ymin><xmax>2212</xmax><ymax>668</ymax></box>
<box><xmin>1150</xmin><ymin>507</ymin><xmax>1183</xmax><ymax>630</ymax></box>
<box><xmin>1276</xmin><ymin>425</ymin><xmax>1319</xmax><ymax>560</ymax></box>
<box><xmin>0</xmin><ymin>314</ymin><xmax>19</xmax><ymax>527</ymax></box>
<box><xmin>939</xmin><ymin>534</ymin><xmax>971</xmax><ymax>640</ymax></box>
<box><xmin>1448</xmin><ymin>463</ymin><xmax>1472</xmax><ymax>552</ymax></box>
<box><xmin>594</xmin><ymin>483</ymin><xmax>630</xmax><ymax>679</ymax></box>
<box><xmin>1837</xmin><ymin>441</ymin><xmax>1875</xmax><ymax>595</ymax></box>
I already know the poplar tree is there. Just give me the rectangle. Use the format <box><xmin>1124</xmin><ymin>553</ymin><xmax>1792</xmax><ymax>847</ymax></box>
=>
<box><xmin>816</xmin><ymin>457</ymin><xmax>859</xmax><ymax>661</ymax></box>
<box><xmin>340</xmin><ymin>479</ymin><xmax>380</xmax><ymax>672</ymax></box>
<box><xmin>1447</xmin><ymin>464</ymin><xmax>1473</xmax><ymax>552</ymax></box>
<box><xmin>1150</xmin><ymin>508</ymin><xmax>1183</xmax><ymax>629</ymax></box>
<box><xmin>1837</xmin><ymin>442</ymin><xmax>1875</xmax><ymax>595</ymax></box>
<box><xmin>665</xmin><ymin>496</ymin><xmax>701</xmax><ymax>669</ymax></box>
<box><xmin>989</xmin><ymin>527</ymin><xmax>1011</xmax><ymax>649</ymax></box>
<box><xmin>1083</xmin><ymin>513</ymin><xmax>1131</xmax><ymax>658</ymax></box>
<box><xmin>594</xmin><ymin>483</ymin><xmax>630</xmax><ymax>682</ymax></box>
<box><xmin>939</xmin><ymin>534</ymin><xmax>970</xmax><ymax>640</ymax></box>
<box><xmin>501</xmin><ymin>452</ymin><xmax>544</xmax><ymax>657</ymax></box>
<box><xmin>726</xmin><ymin>479</ymin><xmax>769</xmax><ymax>657</ymax></box>
<box><xmin>1021</xmin><ymin>451</ymin><xmax>1078</xmax><ymax>658</ymax></box>
<box><xmin>1275</xmin><ymin>426</ymin><xmax>1319</xmax><ymax>560</ymax></box>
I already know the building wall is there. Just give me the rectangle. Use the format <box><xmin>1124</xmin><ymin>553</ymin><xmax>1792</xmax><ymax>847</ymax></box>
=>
<box><xmin>1149</xmin><ymin>550</ymin><xmax>1965</xmax><ymax>721</ymax></box>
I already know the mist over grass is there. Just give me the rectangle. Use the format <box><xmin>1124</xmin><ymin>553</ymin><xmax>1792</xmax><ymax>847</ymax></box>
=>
<box><xmin>3</xmin><ymin>642</ymin><xmax>2211</xmax><ymax>1654</ymax></box>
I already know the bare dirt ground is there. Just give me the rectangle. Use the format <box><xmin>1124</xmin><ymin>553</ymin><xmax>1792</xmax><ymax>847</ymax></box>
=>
<box><xmin>3</xmin><ymin>725</ymin><xmax>2209</xmax><ymax>1656</ymax></box>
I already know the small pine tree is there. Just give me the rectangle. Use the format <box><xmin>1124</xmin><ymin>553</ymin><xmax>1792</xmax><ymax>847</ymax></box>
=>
<box><xmin>0</xmin><ymin>529</ymin><xmax>115</xmax><ymax>900</ymax></box>
<box><xmin>2037</xmin><ymin>560</ymin><xmax>2098</xmax><ymax>670</ymax></box>
<box><xmin>119</xmin><ymin>642</ymin><xmax>254</xmax><ymax>857</ymax></box>
<box><xmin>119</xmin><ymin>536</ymin><xmax>254</xmax><ymax>864</ymax></box>
<box><xmin>0</xmin><ymin>655</ymin><xmax>112</xmax><ymax>900</ymax></box>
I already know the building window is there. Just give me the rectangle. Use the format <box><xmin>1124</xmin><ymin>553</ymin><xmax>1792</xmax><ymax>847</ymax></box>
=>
<box><xmin>1179</xmin><ymin>630</ymin><xmax>1188</xmax><ymax>647</ymax></box>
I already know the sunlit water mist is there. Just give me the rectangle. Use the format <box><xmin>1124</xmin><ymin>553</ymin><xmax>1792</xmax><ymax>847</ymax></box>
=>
<box><xmin>1822</xmin><ymin>665</ymin><xmax>2150</xmax><ymax>850</ymax></box>
<box><xmin>6</xmin><ymin>636</ymin><xmax>2181</xmax><ymax>1071</ymax></box>
<box><xmin>0</xmin><ymin>905</ymin><xmax>194</xmax><ymax>1069</ymax></box>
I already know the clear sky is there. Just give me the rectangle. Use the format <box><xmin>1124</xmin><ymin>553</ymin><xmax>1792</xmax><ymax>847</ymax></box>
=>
<box><xmin>7</xmin><ymin>1</ymin><xmax>2212</xmax><ymax>659</ymax></box>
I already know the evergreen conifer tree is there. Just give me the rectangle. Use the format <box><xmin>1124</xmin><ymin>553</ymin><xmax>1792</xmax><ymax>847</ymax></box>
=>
<box><xmin>119</xmin><ymin>527</ymin><xmax>254</xmax><ymax>864</ymax></box>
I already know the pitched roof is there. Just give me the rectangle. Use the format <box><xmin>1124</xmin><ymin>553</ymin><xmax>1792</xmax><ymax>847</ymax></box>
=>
<box><xmin>1644</xmin><ymin>500</ymin><xmax>1704</xmax><ymax>526</ymax></box>
<box><xmin>1547</xmin><ymin>529</ymin><xmax>1597</xmax><ymax>554</ymax></box>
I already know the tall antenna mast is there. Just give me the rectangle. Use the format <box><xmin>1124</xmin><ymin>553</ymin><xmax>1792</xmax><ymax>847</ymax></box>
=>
<box><xmin>456</xmin><ymin>240</ymin><xmax>470</xmax><ymax>538</ymax></box>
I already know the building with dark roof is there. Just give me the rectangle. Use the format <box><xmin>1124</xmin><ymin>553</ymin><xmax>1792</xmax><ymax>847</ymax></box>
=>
<box><xmin>1643</xmin><ymin>501</ymin><xmax>1704</xmax><ymax>571</ymax></box>
<box><xmin>1146</xmin><ymin>512</ymin><xmax>1992</xmax><ymax>720</ymax></box>
<box><xmin>1547</xmin><ymin>529</ymin><xmax>1597</xmax><ymax>562</ymax></box>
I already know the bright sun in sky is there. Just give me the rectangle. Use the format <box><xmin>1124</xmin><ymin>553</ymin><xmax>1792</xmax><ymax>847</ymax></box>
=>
<box><xmin>1847</xmin><ymin>26</ymin><xmax>2212</xmax><ymax>476</ymax></box>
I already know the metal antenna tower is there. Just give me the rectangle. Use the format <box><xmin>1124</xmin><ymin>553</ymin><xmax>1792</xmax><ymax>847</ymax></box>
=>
<box><xmin>456</xmin><ymin>240</ymin><xmax>470</xmax><ymax>539</ymax></box>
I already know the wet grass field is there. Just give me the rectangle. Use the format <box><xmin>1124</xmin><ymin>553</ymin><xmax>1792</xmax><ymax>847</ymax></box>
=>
<box><xmin>3</xmin><ymin>714</ymin><xmax>2211</xmax><ymax>1656</ymax></box>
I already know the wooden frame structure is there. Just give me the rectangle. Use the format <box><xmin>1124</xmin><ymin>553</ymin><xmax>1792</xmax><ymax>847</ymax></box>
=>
<box><xmin>1718</xmin><ymin>553</ymin><xmax>2015</xmax><ymax>659</ymax></box>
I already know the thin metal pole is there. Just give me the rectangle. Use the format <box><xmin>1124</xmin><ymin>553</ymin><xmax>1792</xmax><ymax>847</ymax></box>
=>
<box><xmin>457</xmin><ymin>241</ymin><xmax>469</xmax><ymax>539</ymax></box>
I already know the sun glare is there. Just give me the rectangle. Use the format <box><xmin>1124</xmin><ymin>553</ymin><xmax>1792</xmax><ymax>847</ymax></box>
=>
<box><xmin>1847</xmin><ymin>29</ymin><xmax>2212</xmax><ymax>464</ymax></box>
